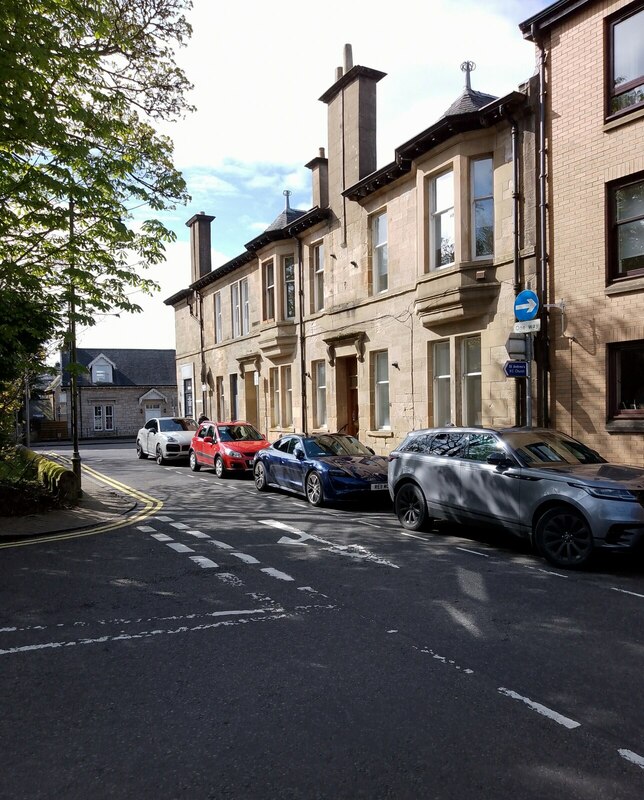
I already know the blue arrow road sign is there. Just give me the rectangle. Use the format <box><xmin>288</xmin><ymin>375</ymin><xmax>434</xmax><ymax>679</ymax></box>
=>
<box><xmin>514</xmin><ymin>290</ymin><xmax>539</xmax><ymax>321</ymax></box>
<box><xmin>504</xmin><ymin>360</ymin><xmax>528</xmax><ymax>378</ymax></box>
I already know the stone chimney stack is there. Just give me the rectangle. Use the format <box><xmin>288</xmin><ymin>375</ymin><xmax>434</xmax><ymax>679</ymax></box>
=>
<box><xmin>306</xmin><ymin>147</ymin><xmax>329</xmax><ymax>209</ymax></box>
<box><xmin>186</xmin><ymin>212</ymin><xmax>215</xmax><ymax>284</ymax></box>
<box><xmin>319</xmin><ymin>45</ymin><xmax>386</xmax><ymax>215</ymax></box>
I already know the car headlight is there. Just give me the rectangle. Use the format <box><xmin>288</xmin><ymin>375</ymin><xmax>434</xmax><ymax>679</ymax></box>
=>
<box><xmin>329</xmin><ymin>468</ymin><xmax>349</xmax><ymax>477</ymax></box>
<box><xmin>575</xmin><ymin>484</ymin><xmax>637</xmax><ymax>501</ymax></box>
<box><xmin>223</xmin><ymin>447</ymin><xmax>243</xmax><ymax>458</ymax></box>
<box><xmin>166</xmin><ymin>436</ymin><xmax>178</xmax><ymax>443</ymax></box>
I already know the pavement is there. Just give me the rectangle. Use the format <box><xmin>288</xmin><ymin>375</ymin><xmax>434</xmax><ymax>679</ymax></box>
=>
<box><xmin>0</xmin><ymin>471</ymin><xmax>137</xmax><ymax>540</ymax></box>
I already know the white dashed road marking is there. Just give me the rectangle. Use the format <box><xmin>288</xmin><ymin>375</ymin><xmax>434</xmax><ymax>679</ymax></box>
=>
<box><xmin>456</xmin><ymin>547</ymin><xmax>490</xmax><ymax>558</ymax></box>
<box><xmin>166</xmin><ymin>543</ymin><xmax>194</xmax><ymax>553</ymax></box>
<box><xmin>611</xmin><ymin>587</ymin><xmax>644</xmax><ymax>599</ymax></box>
<box><xmin>209</xmin><ymin>540</ymin><xmax>234</xmax><ymax>550</ymax></box>
<box><xmin>155</xmin><ymin>516</ymin><xmax>174</xmax><ymax>522</ymax></box>
<box><xmin>618</xmin><ymin>749</ymin><xmax>644</xmax><ymax>769</ymax></box>
<box><xmin>151</xmin><ymin>533</ymin><xmax>173</xmax><ymax>542</ymax></box>
<box><xmin>261</xmin><ymin>568</ymin><xmax>295</xmax><ymax>581</ymax></box>
<box><xmin>189</xmin><ymin>556</ymin><xmax>219</xmax><ymax>569</ymax></box>
<box><xmin>231</xmin><ymin>552</ymin><xmax>260</xmax><ymax>564</ymax></box>
<box><xmin>260</xmin><ymin>519</ymin><xmax>399</xmax><ymax>568</ymax></box>
<box><xmin>137</xmin><ymin>526</ymin><xmax>156</xmax><ymax>533</ymax></box>
<box><xmin>498</xmin><ymin>687</ymin><xmax>581</xmax><ymax>730</ymax></box>
<box><xmin>170</xmin><ymin>522</ymin><xmax>189</xmax><ymax>530</ymax></box>
<box><xmin>187</xmin><ymin>531</ymin><xmax>210</xmax><ymax>539</ymax></box>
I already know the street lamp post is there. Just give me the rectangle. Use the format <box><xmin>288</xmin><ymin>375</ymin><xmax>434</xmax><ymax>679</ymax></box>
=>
<box><xmin>69</xmin><ymin>198</ymin><xmax>82</xmax><ymax>489</ymax></box>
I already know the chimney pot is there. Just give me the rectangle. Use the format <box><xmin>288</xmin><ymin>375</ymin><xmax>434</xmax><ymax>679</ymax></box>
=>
<box><xmin>343</xmin><ymin>44</ymin><xmax>353</xmax><ymax>72</ymax></box>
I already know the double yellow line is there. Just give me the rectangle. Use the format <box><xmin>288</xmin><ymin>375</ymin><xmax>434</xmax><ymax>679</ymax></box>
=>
<box><xmin>0</xmin><ymin>463</ymin><xmax>163</xmax><ymax>549</ymax></box>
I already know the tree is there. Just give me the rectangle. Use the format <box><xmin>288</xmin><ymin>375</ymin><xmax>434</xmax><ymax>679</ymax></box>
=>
<box><xmin>0</xmin><ymin>0</ymin><xmax>193</xmax><ymax>371</ymax></box>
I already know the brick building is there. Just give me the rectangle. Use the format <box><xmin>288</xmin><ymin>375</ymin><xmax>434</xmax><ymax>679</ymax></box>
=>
<box><xmin>166</xmin><ymin>46</ymin><xmax>538</xmax><ymax>454</ymax></box>
<box><xmin>521</xmin><ymin>0</ymin><xmax>644</xmax><ymax>464</ymax></box>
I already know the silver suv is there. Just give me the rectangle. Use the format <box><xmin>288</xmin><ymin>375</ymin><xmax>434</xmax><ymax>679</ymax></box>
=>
<box><xmin>388</xmin><ymin>427</ymin><xmax>644</xmax><ymax>569</ymax></box>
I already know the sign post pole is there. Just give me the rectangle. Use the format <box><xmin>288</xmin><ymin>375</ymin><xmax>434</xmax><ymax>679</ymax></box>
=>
<box><xmin>513</xmin><ymin>290</ymin><xmax>540</xmax><ymax>430</ymax></box>
<box><xmin>526</xmin><ymin>333</ymin><xmax>533</xmax><ymax>427</ymax></box>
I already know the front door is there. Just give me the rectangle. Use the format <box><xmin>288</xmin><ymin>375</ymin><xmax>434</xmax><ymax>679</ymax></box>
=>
<box><xmin>337</xmin><ymin>356</ymin><xmax>359</xmax><ymax>436</ymax></box>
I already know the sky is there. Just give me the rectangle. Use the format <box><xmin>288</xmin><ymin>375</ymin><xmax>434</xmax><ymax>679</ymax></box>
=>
<box><xmin>75</xmin><ymin>0</ymin><xmax>549</xmax><ymax>352</ymax></box>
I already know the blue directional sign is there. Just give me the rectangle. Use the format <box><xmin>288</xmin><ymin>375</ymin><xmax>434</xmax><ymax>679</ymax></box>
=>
<box><xmin>504</xmin><ymin>360</ymin><xmax>528</xmax><ymax>378</ymax></box>
<box><xmin>514</xmin><ymin>290</ymin><xmax>539</xmax><ymax>321</ymax></box>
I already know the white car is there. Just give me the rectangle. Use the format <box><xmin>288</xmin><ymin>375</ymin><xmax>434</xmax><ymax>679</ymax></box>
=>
<box><xmin>136</xmin><ymin>417</ymin><xmax>198</xmax><ymax>465</ymax></box>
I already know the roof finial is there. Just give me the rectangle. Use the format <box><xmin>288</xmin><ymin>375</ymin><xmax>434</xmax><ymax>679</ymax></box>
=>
<box><xmin>461</xmin><ymin>60</ymin><xmax>475</xmax><ymax>91</ymax></box>
<box><xmin>283</xmin><ymin>189</ymin><xmax>291</xmax><ymax>211</ymax></box>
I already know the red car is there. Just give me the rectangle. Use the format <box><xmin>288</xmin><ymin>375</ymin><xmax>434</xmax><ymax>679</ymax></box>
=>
<box><xmin>189</xmin><ymin>421</ymin><xmax>269</xmax><ymax>477</ymax></box>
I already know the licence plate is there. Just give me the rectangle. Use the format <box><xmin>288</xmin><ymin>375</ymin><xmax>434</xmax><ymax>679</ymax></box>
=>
<box><xmin>371</xmin><ymin>483</ymin><xmax>388</xmax><ymax>491</ymax></box>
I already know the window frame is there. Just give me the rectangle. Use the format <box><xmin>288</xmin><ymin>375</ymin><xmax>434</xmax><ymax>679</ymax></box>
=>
<box><xmin>270</xmin><ymin>367</ymin><xmax>280</xmax><ymax>428</ymax></box>
<box><xmin>607</xmin><ymin>339</ymin><xmax>644</xmax><ymax>420</ymax></box>
<box><xmin>314</xmin><ymin>360</ymin><xmax>327</xmax><ymax>429</ymax></box>
<box><xmin>283</xmin><ymin>255</ymin><xmax>296</xmax><ymax>320</ymax></box>
<box><xmin>282</xmin><ymin>365</ymin><xmax>293</xmax><ymax>427</ymax></box>
<box><xmin>231</xmin><ymin>278</ymin><xmax>249</xmax><ymax>337</ymax></box>
<box><xmin>371</xmin><ymin>211</ymin><xmax>388</xmax><ymax>293</ymax></box>
<box><xmin>183</xmin><ymin>377</ymin><xmax>193</xmax><ymax>418</ymax></box>
<box><xmin>312</xmin><ymin>242</ymin><xmax>325</xmax><ymax>313</ymax></box>
<box><xmin>606</xmin><ymin>171</ymin><xmax>644</xmax><ymax>283</ymax></box>
<box><xmin>262</xmin><ymin>260</ymin><xmax>275</xmax><ymax>321</ymax></box>
<box><xmin>374</xmin><ymin>351</ymin><xmax>390</xmax><ymax>430</ymax></box>
<box><xmin>432</xmin><ymin>341</ymin><xmax>451</xmax><ymax>427</ymax></box>
<box><xmin>430</xmin><ymin>168</ymin><xmax>455</xmax><ymax>270</ymax></box>
<box><xmin>461</xmin><ymin>335</ymin><xmax>481</xmax><ymax>427</ymax></box>
<box><xmin>214</xmin><ymin>291</ymin><xmax>222</xmax><ymax>343</ymax></box>
<box><xmin>606</xmin><ymin>4</ymin><xmax>644</xmax><ymax>120</ymax></box>
<box><xmin>93</xmin><ymin>405</ymin><xmax>103</xmax><ymax>431</ymax></box>
<box><xmin>471</xmin><ymin>156</ymin><xmax>494</xmax><ymax>260</ymax></box>
<box><xmin>231</xmin><ymin>281</ymin><xmax>241</xmax><ymax>338</ymax></box>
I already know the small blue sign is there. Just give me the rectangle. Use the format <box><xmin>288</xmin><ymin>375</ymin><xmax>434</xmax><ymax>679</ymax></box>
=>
<box><xmin>504</xmin><ymin>360</ymin><xmax>528</xmax><ymax>378</ymax></box>
<box><xmin>514</xmin><ymin>290</ymin><xmax>539</xmax><ymax>321</ymax></box>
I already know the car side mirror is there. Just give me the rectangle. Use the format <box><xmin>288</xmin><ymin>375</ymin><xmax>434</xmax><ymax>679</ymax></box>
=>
<box><xmin>294</xmin><ymin>447</ymin><xmax>305</xmax><ymax>460</ymax></box>
<box><xmin>203</xmin><ymin>436</ymin><xmax>213</xmax><ymax>444</ymax></box>
<box><xmin>487</xmin><ymin>451</ymin><xmax>514</xmax><ymax>467</ymax></box>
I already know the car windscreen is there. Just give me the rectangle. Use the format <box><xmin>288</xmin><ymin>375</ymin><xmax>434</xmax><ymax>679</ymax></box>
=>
<box><xmin>304</xmin><ymin>434</ymin><xmax>372</xmax><ymax>457</ymax></box>
<box><xmin>503</xmin><ymin>432</ymin><xmax>606</xmax><ymax>466</ymax></box>
<box><xmin>159</xmin><ymin>418</ymin><xmax>198</xmax><ymax>432</ymax></box>
<box><xmin>217</xmin><ymin>424</ymin><xmax>264</xmax><ymax>442</ymax></box>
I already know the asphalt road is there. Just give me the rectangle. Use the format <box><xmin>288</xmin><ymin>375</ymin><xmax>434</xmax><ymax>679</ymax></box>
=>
<box><xmin>1</xmin><ymin>442</ymin><xmax>643</xmax><ymax>799</ymax></box>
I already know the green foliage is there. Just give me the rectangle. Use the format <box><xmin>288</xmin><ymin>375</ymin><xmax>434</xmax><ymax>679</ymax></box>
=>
<box><xmin>0</xmin><ymin>0</ymin><xmax>193</xmax><ymax>440</ymax></box>
<box><xmin>0</xmin><ymin>0</ymin><xmax>193</xmax><ymax>355</ymax></box>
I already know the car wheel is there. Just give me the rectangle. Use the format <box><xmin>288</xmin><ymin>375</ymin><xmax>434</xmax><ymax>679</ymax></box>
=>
<box><xmin>395</xmin><ymin>483</ymin><xmax>429</xmax><ymax>531</ymax></box>
<box><xmin>305</xmin><ymin>471</ymin><xmax>324</xmax><ymax>507</ymax></box>
<box><xmin>136</xmin><ymin>441</ymin><xmax>147</xmax><ymax>460</ymax></box>
<box><xmin>214</xmin><ymin>455</ymin><xmax>226</xmax><ymax>479</ymax></box>
<box><xmin>189</xmin><ymin>451</ymin><xmax>200</xmax><ymax>472</ymax></box>
<box><xmin>156</xmin><ymin>445</ymin><xmax>166</xmax><ymax>466</ymax></box>
<box><xmin>535</xmin><ymin>506</ymin><xmax>594</xmax><ymax>569</ymax></box>
<box><xmin>254</xmin><ymin>461</ymin><xmax>270</xmax><ymax>492</ymax></box>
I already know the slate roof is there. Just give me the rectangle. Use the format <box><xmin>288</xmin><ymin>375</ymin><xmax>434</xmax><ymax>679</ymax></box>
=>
<box><xmin>440</xmin><ymin>87</ymin><xmax>498</xmax><ymax>119</ymax></box>
<box><xmin>60</xmin><ymin>348</ymin><xmax>176</xmax><ymax>388</ymax></box>
<box><xmin>264</xmin><ymin>207</ymin><xmax>308</xmax><ymax>233</ymax></box>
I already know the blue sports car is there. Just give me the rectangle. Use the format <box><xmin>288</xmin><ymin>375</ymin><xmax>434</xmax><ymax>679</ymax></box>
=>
<box><xmin>253</xmin><ymin>433</ymin><xmax>390</xmax><ymax>506</ymax></box>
